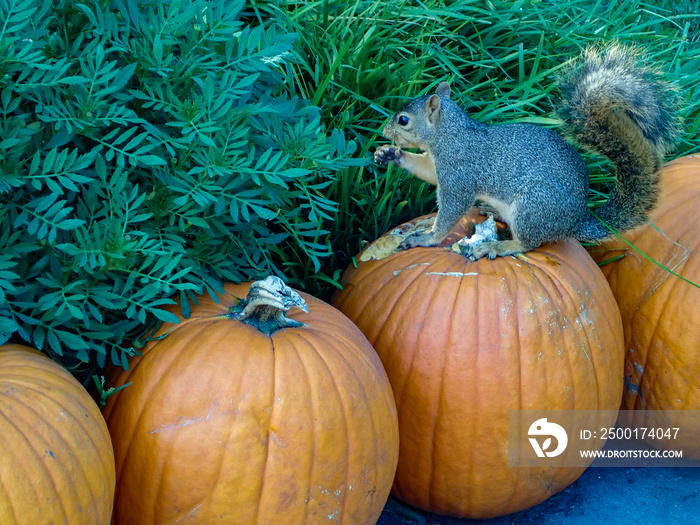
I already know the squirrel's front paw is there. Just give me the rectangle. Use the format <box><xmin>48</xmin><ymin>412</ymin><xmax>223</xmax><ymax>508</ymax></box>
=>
<box><xmin>374</xmin><ymin>145</ymin><xmax>401</xmax><ymax>166</ymax></box>
<box><xmin>397</xmin><ymin>231</ymin><xmax>437</xmax><ymax>251</ymax></box>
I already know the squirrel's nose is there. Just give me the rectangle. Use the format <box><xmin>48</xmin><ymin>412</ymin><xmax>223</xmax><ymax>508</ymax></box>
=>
<box><xmin>380</xmin><ymin>124</ymin><xmax>394</xmax><ymax>141</ymax></box>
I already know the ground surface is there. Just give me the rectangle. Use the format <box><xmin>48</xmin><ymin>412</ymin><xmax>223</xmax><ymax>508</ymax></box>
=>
<box><xmin>378</xmin><ymin>448</ymin><xmax>700</xmax><ymax>524</ymax></box>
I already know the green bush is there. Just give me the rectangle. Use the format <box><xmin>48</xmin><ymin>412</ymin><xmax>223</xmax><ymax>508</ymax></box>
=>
<box><xmin>0</xmin><ymin>0</ymin><xmax>360</xmax><ymax>372</ymax></box>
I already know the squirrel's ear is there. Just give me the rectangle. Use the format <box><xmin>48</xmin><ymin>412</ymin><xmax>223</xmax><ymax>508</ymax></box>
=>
<box><xmin>426</xmin><ymin>95</ymin><xmax>441</xmax><ymax>124</ymax></box>
<box><xmin>436</xmin><ymin>82</ymin><xmax>451</xmax><ymax>98</ymax></box>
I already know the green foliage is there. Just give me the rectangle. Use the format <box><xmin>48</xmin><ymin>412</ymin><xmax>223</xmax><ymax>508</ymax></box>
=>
<box><xmin>0</xmin><ymin>0</ymin><xmax>359</xmax><ymax>371</ymax></box>
<box><xmin>256</xmin><ymin>0</ymin><xmax>700</xmax><ymax>285</ymax></box>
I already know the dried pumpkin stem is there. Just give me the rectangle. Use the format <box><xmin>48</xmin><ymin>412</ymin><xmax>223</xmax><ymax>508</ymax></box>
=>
<box><xmin>229</xmin><ymin>276</ymin><xmax>308</xmax><ymax>334</ymax></box>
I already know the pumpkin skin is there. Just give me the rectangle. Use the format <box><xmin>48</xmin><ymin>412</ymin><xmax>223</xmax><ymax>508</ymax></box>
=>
<box><xmin>0</xmin><ymin>344</ymin><xmax>115</xmax><ymax>524</ymax></box>
<box><xmin>331</xmin><ymin>212</ymin><xmax>624</xmax><ymax>519</ymax></box>
<box><xmin>589</xmin><ymin>155</ymin><xmax>700</xmax><ymax>456</ymax></box>
<box><xmin>103</xmin><ymin>281</ymin><xmax>399</xmax><ymax>525</ymax></box>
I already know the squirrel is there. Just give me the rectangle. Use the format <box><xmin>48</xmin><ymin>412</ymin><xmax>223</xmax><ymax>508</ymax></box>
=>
<box><xmin>374</xmin><ymin>43</ymin><xmax>682</xmax><ymax>260</ymax></box>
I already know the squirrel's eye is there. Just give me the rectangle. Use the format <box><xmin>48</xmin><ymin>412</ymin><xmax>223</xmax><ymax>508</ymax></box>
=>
<box><xmin>398</xmin><ymin>115</ymin><xmax>409</xmax><ymax>126</ymax></box>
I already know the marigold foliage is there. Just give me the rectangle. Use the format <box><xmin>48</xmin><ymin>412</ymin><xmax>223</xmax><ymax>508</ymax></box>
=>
<box><xmin>0</xmin><ymin>0</ymin><xmax>359</xmax><ymax>370</ymax></box>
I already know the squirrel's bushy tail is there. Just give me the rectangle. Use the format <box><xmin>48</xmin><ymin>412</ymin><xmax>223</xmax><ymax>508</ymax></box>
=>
<box><xmin>557</xmin><ymin>43</ymin><xmax>682</xmax><ymax>242</ymax></box>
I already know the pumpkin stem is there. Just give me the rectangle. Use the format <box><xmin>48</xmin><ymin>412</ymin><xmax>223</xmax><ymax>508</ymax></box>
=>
<box><xmin>229</xmin><ymin>276</ymin><xmax>308</xmax><ymax>334</ymax></box>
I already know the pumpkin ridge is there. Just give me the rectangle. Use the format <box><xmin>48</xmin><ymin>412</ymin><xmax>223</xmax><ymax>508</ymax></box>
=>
<box><xmin>287</xmin><ymin>330</ymin><xmax>335</xmax><ymax>520</ymax></box>
<box><xmin>404</xmin><ymin>258</ymin><xmax>465</xmax><ymax>506</ymax></box>
<box><xmin>56</xmin><ymin>393</ymin><xmax>112</xmax><ymax>521</ymax></box>
<box><xmin>0</xmin><ymin>383</ymin><xmax>80</xmax><ymax>523</ymax></box>
<box><xmin>234</xmin><ymin>328</ymin><xmax>275</xmax><ymax>525</ymax></box>
<box><xmin>560</xmin><ymin>263</ymin><xmax>598</xmax><ymax>408</ymax></box>
<box><xmin>388</xmin><ymin>254</ymin><xmax>468</xmax><ymax>504</ymax></box>
<box><xmin>49</xmin><ymin>384</ymin><xmax>112</xmax><ymax>521</ymax></box>
<box><xmin>311</xmin><ymin>303</ymin><xmax>388</xmax><ymax>361</ymax></box>
<box><xmin>522</xmin><ymin>254</ymin><xmax>590</xmax><ymax>407</ymax></box>
<box><xmin>677</xmin><ymin>346</ymin><xmax>698</xmax><ymax>411</ymax></box>
<box><xmin>251</xmin><ymin>334</ymin><xmax>277</xmax><ymax>525</ymax></box>
<box><xmin>337</xmin><ymin>322</ymin><xmax>396</xmax><ymax>522</ymax></box>
<box><xmin>507</xmin><ymin>257</ymin><xmax>524</xmax><ymax>418</ymax></box>
<box><xmin>300</xmin><ymin>327</ymin><xmax>356</xmax><ymax>518</ymax></box>
<box><xmin>206</xmin><ymin>325</ymin><xmax>276</xmax><ymax>524</ymax></box>
<box><xmin>0</xmin><ymin>405</ymin><xmax>64</xmax><ymax>523</ymax></box>
<box><xmin>505</xmin><ymin>257</ymin><xmax>526</xmax><ymax>508</ymax></box>
<box><xmin>371</xmin><ymin>275</ymin><xmax>419</xmax><ymax>413</ymax></box>
<box><xmin>382</xmin><ymin>253</ymin><xmax>445</xmax><ymax>411</ymax></box>
<box><xmin>110</xmin><ymin>318</ymin><xmax>215</xmax><ymax>496</ymax></box>
<box><xmin>303</xmin><ymin>329</ymin><xmax>354</xmax><ymax>523</ymax></box>
<box><xmin>2</xmin><ymin>488</ymin><xmax>18</xmax><ymax>525</ymax></box>
<box><xmin>554</xmin><ymin>250</ymin><xmax>621</xmax><ymax>409</ymax></box>
<box><xmin>512</xmin><ymin>326</ymin><xmax>526</xmax><ymax>511</ymax></box>
<box><xmin>631</xmin><ymin>270</ymin><xmax>674</xmax><ymax>410</ymax></box>
<box><xmin>427</xmin><ymin>256</ymin><xmax>467</xmax><ymax>510</ymax></box>
<box><xmin>3</xmin><ymin>356</ymin><xmax>87</xmax><ymax>388</ymax></box>
<box><xmin>637</xmin><ymin>268</ymin><xmax>683</xmax><ymax>410</ymax></box>
<box><xmin>577</xmin><ymin>287</ymin><xmax>616</xmax><ymax>411</ymax></box>
<box><xmin>323</xmin><ymin>321</ymin><xmax>398</xmax><ymax>524</ymax></box>
<box><xmin>2</xmin><ymin>374</ymin><xmax>107</xmax><ymax>520</ymax></box>
<box><xmin>504</xmin><ymin>255</ymin><xmax>525</xmax><ymax>408</ymax></box>
<box><xmin>0</xmin><ymin>456</ymin><xmax>14</xmax><ymax>522</ymax></box>
<box><xmin>151</xmin><ymin>399</ymin><xmax>191</xmax><ymax>523</ymax></box>
<box><xmin>114</xmin><ymin>320</ymin><xmax>217</xmax><ymax>522</ymax></box>
<box><xmin>468</xmin><ymin>261</ymin><xmax>486</xmax><ymax>506</ymax></box>
<box><xmin>40</xmin><ymin>432</ymin><xmax>75</xmax><ymax>525</ymax></box>
<box><xmin>299</xmin><ymin>314</ymin><xmax>400</xmax><ymax>520</ymax></box>
<box><xmin>522</xmin><ymin>258</ymin><xmax>579</xmax><ymax>408</ymax></box>
<box><xmin>0</xmin><ymin>463</ymin><xmax>21</xmax><ymax>525</ymax></box>
<box><xmin>356</xmin><ymin>250</ymin><xmax>434</xmax><ymax>346</ymax></box>
<box><xmin>151</xmin><ymin>323</ymin><xmax>239</xmax><ymax>524</ymax></box>
<box><xmin>559</xmin><ymin>281</ymin><xmax>587</xmax><ymax>412</ymax></box>
<box><xmin>280</xmin><ymin>335</ymin><xmax>313</xmax><ymax>525</ymax></box>
<box><xmin>478</xmin><ymin>258</ymin><xmax>520</xmax><ymax>508</ymax></box>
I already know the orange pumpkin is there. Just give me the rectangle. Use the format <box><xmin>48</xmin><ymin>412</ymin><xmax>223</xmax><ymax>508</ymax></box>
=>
<box><xmin>0</xmin><ymin>344</ymin><xmax>115</xmax><ymax>524</ymax></box>
<box><xmin>589</xmin><ymin>155</ymin><xmax>700</xmax><ymax>456</ymax></box>
<box><xmin>331</xmin><ymin>212</ymin><xmax>624</xmax><ymax>519</ymax></box>
<box><xmin>103</xmin><ymin>277</ymin><xmax>399</xmax><ymax>524</ymax></box>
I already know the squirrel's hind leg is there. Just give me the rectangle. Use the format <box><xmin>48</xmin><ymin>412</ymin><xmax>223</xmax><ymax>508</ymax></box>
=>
<box><xmin>475</xmin><ymin>200</ymin><xmax>503</xmax><ymax>221</ymax></box>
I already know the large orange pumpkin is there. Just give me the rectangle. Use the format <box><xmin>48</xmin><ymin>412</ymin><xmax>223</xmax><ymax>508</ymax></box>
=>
<box><xmin>331</xmin><ymin>212</ymin><xmax>624</xmax><ymax>519</ymax></box>
<box><xmin>589</xmin><ymin>155</ymin><xmax>700</xmax><ymax>456</ymax></box>
<box><xmin>0</xmin><ymin>344</ymin><xmax>115</xmax><ymax>524</ymax></box>
<box><xmin>103</xmin><ymin>277</ymin><xmax>399</xmax><ymax>524</ymax></box>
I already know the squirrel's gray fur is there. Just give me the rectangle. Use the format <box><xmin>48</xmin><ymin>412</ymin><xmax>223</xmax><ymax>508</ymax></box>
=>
<box><xmin>374</xmin><ymin>43</ymin><xmax>682</xmax><ymax>260</ymax></box>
